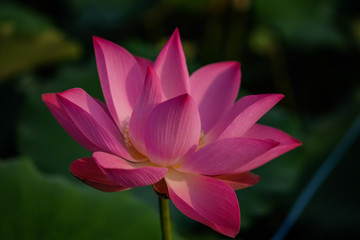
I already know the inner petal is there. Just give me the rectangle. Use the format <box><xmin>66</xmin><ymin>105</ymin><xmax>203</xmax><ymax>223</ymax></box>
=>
<box><xmin>145</xmin><ymin>94</ymin><xmax>201</xmax><ymax>166</ymax></box>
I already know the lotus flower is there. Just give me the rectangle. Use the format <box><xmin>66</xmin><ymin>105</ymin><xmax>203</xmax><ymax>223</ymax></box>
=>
<box><xmin>42</xmin><ymin>29</ymin><xmax>301</xmax><ymax>238</ymax></box>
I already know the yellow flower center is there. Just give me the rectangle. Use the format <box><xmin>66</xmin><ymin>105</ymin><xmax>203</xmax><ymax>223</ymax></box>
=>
<box><xmin>197</xmin><ymin>130</ymin><xmax>206</xmax><ymax>150</ymax></box>
<box><xmin>123</xmin><ymin>124</ymin><xmax>133</xmax><ymax>147</ymax></box>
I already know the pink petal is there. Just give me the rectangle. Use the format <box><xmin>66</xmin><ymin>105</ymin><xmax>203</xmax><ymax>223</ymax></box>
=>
<box><xmin>134</xmin><ymin>56</ymin><xmax>154</xmax><ymax>76</ymax></box>
<box><xmin>59</xmin><ymin>88</ymin><xmax>120</xmax><ymax>136</ymax></box>
<box><xmin>216</xmin><ymin>172</ymin><xmax>261</xmax><ymax>190</ymax></box>
<box><xmin>178</xmin><ymin>138</ymin><xmax>279</xmax><ymax>175</ymax></box>
<box><xmin>42</xmin><ymin>93</ymin><xmax>100</xmax><ymax>152</ymax></box>
<box><xmin>129</xmin><ymin>66</ymin><xmax>164</xmax><ymax>155</ymax></box>
<box><xmin>70</xmin><ymin>157</ymin><xmax>129</xmax><ymax>192</ymax></box>
<box><xmin>165</xmin><ymin>169</ymin><xmax>240</xmax><ymax>238</ymax></box>
<box><xmin>93</xmin><ymin>36</ymin><xmax>144</xmax><ymax>133</ymax></box>
<box><xmin>93</xmin><ymin>152</ymin><xmax>168</xmax><ymax>187</ymax></box>
<box><xmin>231</xmin><ymin>124</ymin><xmax>302</xmax><ymax>173</ymax></box>
<box><xmin>57</xmin><ymin>88</ymin><xmax>132</xmax><ymax>160</ymax></box>
<box><xmin>153</xmin><ymin>28</ymin><xmax>190</xmax><ymax>99</ymax></box>
<box><xmin>207</xmin><ymin>94</ymin><xmax>284</xmax><ymax>143</ymax></box>
<box><xmin>190</xmin><ymin>62</ymin><xmax>241</xmax><ymax>133</ymax></box>
<box><xmin>145</xmin><ymin>94</ymin><xmax>201</xmax><ymax>166</ymax></box>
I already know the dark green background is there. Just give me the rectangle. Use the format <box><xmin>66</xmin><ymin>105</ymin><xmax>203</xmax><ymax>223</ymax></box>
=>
<box><xmin>1</xmin><ymin>0</ymin><xmax>359</xmax><ymax>239</ymax></box>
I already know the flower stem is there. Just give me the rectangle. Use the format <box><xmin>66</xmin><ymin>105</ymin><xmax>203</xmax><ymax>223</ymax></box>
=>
<box><xmin>159</xmin><ymin>197</ymin><xmax>172</xmax><ymax>240</ymax></box>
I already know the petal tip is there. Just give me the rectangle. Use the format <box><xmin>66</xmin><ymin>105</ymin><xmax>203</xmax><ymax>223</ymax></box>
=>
<box><xmin>220</xmin><ymin>61</ymin><xmax>241</xmax><ymax>73</ymax></box>
<box><xmin>228</xmin><ymin>60</ymin><xmax>241</xmax><ymax>68</ymax></box>
<box><xmin>180</xmin><ymin>94</ymin><xmax>196</xmax><ymax>105</ymax></box>
<box><xmin>93</xmin><ymin>36</ymin><xmax>105</xmax><ymax>47</ymax></box>
<box><xmin>293</xmin><ymin>137</ymin><xmax>303</xmax><ymax>147</ymax></box>
<box><xmin>264</xmin><ymin>93</ymin><xmax>285</xmax><ymax>100</ymax></box>
<box><xmin>93</xmin><ymin>36</ymin><xmax>118</xmax><ymax>51</ymax></box>
<box><xmin>145</xmin><ymin>65</ymin><xmax>156</xmax><ymax>75</ymax></box>
<box><xmin>182</xmin><ymin>93</ymin><xmax>191</xmax><ymax>100</ymax></box>
<box><xmin>56</xmin><ymin>88</ymin><xmax>83</xmax><ymax>101</ymax></box>
<box><xmin>168</xmin><ymin>28</ymin><xmax>181</xmax><ymax>46</ymax></box>
<box><xmin>41</xmin><ymin>93</ymin><xmax>54</xmax><ymax>102</ymax></box>
<box><xmin>173</xmin><ymin>27</ymin><xmax>180</xmax><ymax>37</ymax></box>
<box><xmin>277</xmin><ymin>93</ymin><xmax>285</xmax><ymax>100</ymax></box>
<box><xmin>263</xmin><ymin>93</ymin><xmax>285</xmax><ymax>105</ymax></box>
<box><xmin>93</xmin><ymin>35</ymin><xmax>105</xmax><ymax>44</ymax></box>
<box><xmin>171</xmin><ymin>93</ymin><xmax>193</xmax><ymax>103</ymax></box>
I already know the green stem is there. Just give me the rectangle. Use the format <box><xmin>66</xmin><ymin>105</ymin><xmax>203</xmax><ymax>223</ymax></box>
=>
<box><xmin>159</xmin><ymin>197</ymin><xmax>172</xmax><ymax>240</ymax></box>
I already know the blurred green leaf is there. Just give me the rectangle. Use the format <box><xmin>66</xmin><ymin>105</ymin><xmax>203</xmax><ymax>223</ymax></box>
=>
<box><xmin>0</xmin><ymin>3</ymin><xmax>81</xmax><ymax>81</ymax></box>
<box><xmin>123</xmin><ymin>38</ymin><xmax>158</xmax><ymax>61</ymax></box>
<box><xmin>0</xmin><ymin>4</ymin><xmax>51</xmax><ymax>36</ymax></box>
<box><xmin>69</xmin><ymin>0</ymin><xmax>157</xmax><ymax>33</ymax></box>
<box><xmin>248</xmin><ymin>27</ymin><xmax>277</xmax><ymax>55</ymax></box>
<box><xmin>253</xmin><ymin>0</ymin><xmax>345</xmax><ymax>47</ymax></box>
<box><xmin>163</xmin><ymin>0</ymin><xmax>208</xmax><ymax>11</ymax></box>
<box><xmin>0</xmin><ymin>157</ymin><xmax>185</xmax><ymax>240</ymax></box>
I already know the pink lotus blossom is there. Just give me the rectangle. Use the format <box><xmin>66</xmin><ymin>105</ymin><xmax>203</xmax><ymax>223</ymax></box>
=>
<box><xmin>42</xmin><ymin>29</ymin><xmax>301</xmax><ymax>238</ymax></box>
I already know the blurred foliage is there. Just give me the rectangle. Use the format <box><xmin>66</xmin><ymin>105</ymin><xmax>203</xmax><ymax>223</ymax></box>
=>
<box><xmin>1</xmin><ymin>0</ymin><xmax>360</xmax><ymax>239</ymax></box>
<box><xmin>0</xmin><ymin>158</ymin><xmax>184</xmax><ymax>240</ymax></box>
<box><xmin>253</xmin><ymin>0</ymin><xmax>345</xmax><ymax>48</ymax></box>
<box><xmin>162</xmin><ymin>0</ymin><xmax>208</xmax><ymax>11</ymax></box>
<box><xmin>0</xmin><ymin>4</ymin><xmax>81</xmax><ymax>81</ymax></box>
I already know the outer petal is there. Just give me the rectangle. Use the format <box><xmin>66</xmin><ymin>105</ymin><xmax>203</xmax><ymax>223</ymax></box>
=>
<box><xmin>145</xmin><ymin>94</ymin><xmax>201</xmax><ymax>166</ymax></box>
<box><xmin>59</xmin><ymin>88</ymin><xmax>120</xmax><ymax>136</ymax></box>
<box><xmin>93</xmin><ymin>152</ymin><xmax>167</xmax><ymax>187</ymax></box>
<box><xmin>207</xmin><ymin>94</ymin><xmax>284</xmax><ymax>143</ymax></box>
<box><xmin>129</xmin><ymin>66</ymin><xmax>164</xmax><ymax>155</ymax></box>
<box><xmin>190</xmin><ymin>62</ymin><xmax>241</xmax><ymax>133</ymax></box>
<box><xmin>70</xmin><ymin>157</ymin><xmax>129</xmax><ymax>192</ymax></box>
<box><xmin>215</xmin><ymin>172</ymin><xmax>261</xmax><ymax>190</ymax></box>
<box><xmin>42</xmin><ymin>93</ymin><xmax>100</xmax><ymax>152</ymax></box>
<box><xmin>153</xmin><ymin>28</ymin><xmax>190</xmax><ymax>99</ymax></box>
<box><xmin>57</xmin><ymin>88</ymin><xmax>132</xmax><ymax>160</ymax></box>
<box><xmin>178</xmin><ymin>138</ymin><xmax>279</xmax><ymax>175</ymax></box>
<box><xmin>165</xmin><ymin>169</ymin><xmax>240</xmax><ymax>238</ymax></box>
<box><xmin>93</xmin><ymin>36</ymin><xmax>144</xmax><ymax>133</ymax></box>
<box><xmin>230</xmin><ymin>124</ymin><xmax>302</xmax><ymax>173</ymax></box>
